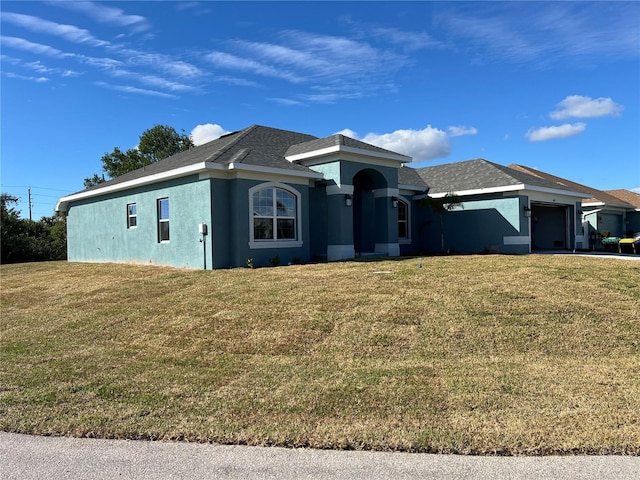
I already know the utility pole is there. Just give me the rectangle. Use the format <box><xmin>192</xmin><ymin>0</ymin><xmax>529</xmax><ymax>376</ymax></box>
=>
<box><xmin>28</xmin><ymin>187</ymin><xmax>33</xmax><ymax>221</ymax></box>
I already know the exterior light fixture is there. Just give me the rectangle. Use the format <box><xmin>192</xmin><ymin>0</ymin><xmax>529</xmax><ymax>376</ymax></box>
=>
<box><xmin>345</xmin><ymin>194</ymin><xmax>353</xmax><ymax>207</ymax></box>
<box><xmin>523</xmin><ymin>205</ymin><xmax>531</xmax><ymax>217</ymax></box>
<box><xmin>391</xmin><ymin>196</ymin><xmax>399</xmax><ymax>208</ymax></box>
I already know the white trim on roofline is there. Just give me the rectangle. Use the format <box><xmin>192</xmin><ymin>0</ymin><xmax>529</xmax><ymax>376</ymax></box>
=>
<box><xmin>56</xmin><ymin>161</ymin><xmax>323</xmax><ymax>213</ymax></box>
<box><xmin>286</xmin><ymin>145</ymin><xmax>411</xmax><ymax>164</ymax></box>
<box><xmin>428</xmin><ymin>183</ymin><xmax>587</xmax><ymax>200</ymax></box>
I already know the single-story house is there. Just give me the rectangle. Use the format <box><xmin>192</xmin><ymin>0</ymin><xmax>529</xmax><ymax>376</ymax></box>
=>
<box><xmin>508</xmin><ymin>165</ymin><xmax>639</xmax><ymax>249</ymax></box>
<box><xmin>604</xmin><ymin>189</ymin><xmax>640</xmax><ymax>234</ymax></box>
<box><xmin>415</xmin><ymin>159</ymin><xmax>588</xmax><ymax>254</ymax></box>
<box><xmin>56</xmin><ymin>125</ymin><xmax>429</xmax><ymax>269</ymax></box>
<box><xmin>58</xmin><ymin>125</ymin><xmax>620</xmax><ymax>269</ymax></box>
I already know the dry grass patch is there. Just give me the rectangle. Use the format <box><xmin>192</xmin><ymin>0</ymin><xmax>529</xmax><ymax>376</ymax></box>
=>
<box><xmin>1</xmin><ymin>255</ymin><xmax>639</xmax><ymax>454</ymax></box>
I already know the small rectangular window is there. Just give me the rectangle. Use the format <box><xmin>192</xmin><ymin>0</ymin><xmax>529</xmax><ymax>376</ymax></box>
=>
<box><xmin>157</xmin><ymin>198</ymin><xmax>169</xmax><ymax>242</ymax></box>
<box><xmin>127</xmin><ymin>203</ymin><xmax>137</xmax><ymax>228</ymax></box>
<box><xmin>398</xmin><ymin>200</ymin><xmax>409</xmax><ymax>240</ymax></box>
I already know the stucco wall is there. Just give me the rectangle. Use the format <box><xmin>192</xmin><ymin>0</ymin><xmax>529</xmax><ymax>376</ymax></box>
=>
<box><xmin>66</xmin><ymin>176</ymin><xmax>212</xmax><ymax>269</ymax></box>
<box><xmin>422</xmin><ymin>195</ymin><xmax>526</xmax><ymax>254</ymax></box>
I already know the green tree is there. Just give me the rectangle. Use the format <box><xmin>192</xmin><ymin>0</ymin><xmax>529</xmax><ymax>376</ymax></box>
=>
<box><xmin>1</xmin><ymin>194</ymin><xmax>67</xmax><ymax>263</ymax></box>
<box><xmin>1</xmin><ymin>194</ymin><xmax>22</xmax><ymax>263</ymax></box>
<box><xmin>420</xmin><ymin>192</ymin><xmax>463</xmax><ymax>253</ymax></box>
<box><xmin>84</xmin><ymin>125</ymin><xmax>194</xmax><ymax>187</ymax></box>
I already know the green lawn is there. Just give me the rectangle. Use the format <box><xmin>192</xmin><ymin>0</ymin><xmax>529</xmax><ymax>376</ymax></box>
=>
<box><xmin>1</xmin><ymin>255</ymin><xmax>639</xmax><ymax>454</ymax></box>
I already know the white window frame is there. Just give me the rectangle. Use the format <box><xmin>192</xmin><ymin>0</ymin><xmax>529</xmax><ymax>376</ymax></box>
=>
<box><xmin>398</xmin><ymin>198</ymin><xmax>411</xmax><ymax>244</ymax></box>
<box><xmin>127</xmin><ymin>203</ymin><xmax>137</xmax><ymax>229</ymax></box>
<box><xmin>157</xmin><ymin>197</ymin><xmax>170</xmax><ymax>243</ymax></box>
<box><xmin>249</xmin><ymin>182</ymin><xmax>303</xmax><ymax>249</ymax></box>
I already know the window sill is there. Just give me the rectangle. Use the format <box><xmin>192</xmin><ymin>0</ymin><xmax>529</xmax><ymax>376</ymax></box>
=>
<box><xmin>249</xmin><ymin>240</ymin><xmax>303</xmax><ymax>249</ymax></box>
<box><xmin>399</xmin><ymin>238</ymin><xmax>411</xmax><ymax>245</ymax></box>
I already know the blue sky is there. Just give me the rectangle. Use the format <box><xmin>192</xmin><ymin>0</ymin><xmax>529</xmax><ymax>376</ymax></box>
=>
<box><xmin>1</xmin><ymin>1</ymin><xmax>639</xmax><ymax>220</ymax></box>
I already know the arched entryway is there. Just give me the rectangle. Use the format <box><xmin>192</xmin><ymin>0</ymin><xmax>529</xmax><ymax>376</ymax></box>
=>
<box><xmin>352</xmin><ymin>169</ymin><xmax>388</xmax><ymax>255</ymax></box>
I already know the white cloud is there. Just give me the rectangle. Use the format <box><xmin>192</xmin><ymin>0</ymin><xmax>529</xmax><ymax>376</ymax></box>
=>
<box><xmin>50</xmin><ymin>1</ymin><xmax>150</xmax><ymax>32</ymax></box>
<box><xmin>190</xmin><ymin>124</ymin><xmax>230</xmax><ymax>146</ymax></box>
<box><xmin>94</xmin><ymin>81</ymin><xmax>177</xmax><ymax>99</ymax></box>
<box><xmin>550</xmin><ymin>95</ymin><xmax>623</xmax><ymax>120</ymax></box>
<box><xmin>436</xmin><ymin>2</ymin><xmax>640</xmax><ymax>65</ymax></box>
<box><xmin>5</xmin><ymin>72</ymin><xmax>48</xmax><ymax>82</ymax></box>
<box><xmin>335</xmin><ymin>128</ymin><xmax>359</xmax><ymax>138</ymax></box>
<box><xmin>204</xmin><ymin>51</ymin><xmax>302</xmax><ymax>83</ymax></box>
<box><xmin>0</xmin><ymin>35</ymin><xmax>69</xmax><ymax>58</ymax></box>
<box><xmin>340</xmin><ymin>126</ymin><xmax>451</xmax><ymax>161</ymax></box>
<box><xmin>526</xmin><ymin>123</ymin><xmax>586</xmax><ymax>142</ymax></box>
<box><xmin>1</xmin><ymin>12</ymin><xmax>108</xmax><ymax>47</ymax></box>
<box><xmin>631</xmin><ymin>187</ymin><xmax>640</xmax><ymax>194</ymax></box>
<box><xmin>447</xmin><ymin>125</ymin><xmax>478</xmax><ymax>137</ymax></box>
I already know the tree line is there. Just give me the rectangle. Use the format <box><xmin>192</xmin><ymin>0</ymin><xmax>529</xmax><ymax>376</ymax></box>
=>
<box><xmin>1</xmin><ymin>125</ymin><xmax>194</xmax><ymax>264</ymax></box>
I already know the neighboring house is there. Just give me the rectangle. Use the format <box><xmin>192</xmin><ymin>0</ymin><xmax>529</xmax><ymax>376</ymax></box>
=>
<box><xmin>508</xmin><ymin>165</ymin><xmax>637</xmax><ymax>249</ymax></box>
<box><xmin>415</xmin><ymin>159</ymin><xmax>588</xmax><ymax>254</ymax></box>
<box><xmin>56</xmin><ymin>125</ymin><xmax>429</xmax><ymax>269</ymax></box>
<box><xmin>603</xmin><ymin>189</ymin><xmax>640</xmax><ymax>236</ymax></box>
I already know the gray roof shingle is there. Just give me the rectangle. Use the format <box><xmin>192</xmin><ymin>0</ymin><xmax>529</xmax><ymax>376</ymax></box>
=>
<box><xmin>79</xmin><ymin>125</ymin><xmax>318</xmax><ymax>194</ymax></box>
<box><xmin>508</xmin><ymin>164</ymin><xmax>634</xmax><ymax>208</ymax></box>
<box><xmin>398</xmin><ymin>166</ymin><xmax>429</xmax><ymax>190</ymax></box>
<box><xmin>416</xmin><ymin>159</ymin><xmax>585</xmax><ymax>195</ymax></box>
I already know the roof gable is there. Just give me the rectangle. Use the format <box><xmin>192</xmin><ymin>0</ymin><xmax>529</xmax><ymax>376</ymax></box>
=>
<box><xmin>285</xmin><ymin>134</ymin><xmax>411</xmax><ymax>164</ymax></box>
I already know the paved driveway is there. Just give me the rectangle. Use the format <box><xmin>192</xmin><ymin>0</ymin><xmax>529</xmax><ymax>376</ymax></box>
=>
<box><xmin>2</xmin><ymin>432</ymin><xmax>639</xmax><ymax>480</ymax></box>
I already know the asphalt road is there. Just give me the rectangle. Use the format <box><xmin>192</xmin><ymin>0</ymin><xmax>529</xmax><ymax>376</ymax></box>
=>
<box><xmin>1</xmin><ymin>432</ymin><xmax>639</xmax><ymax>480</ymax></box>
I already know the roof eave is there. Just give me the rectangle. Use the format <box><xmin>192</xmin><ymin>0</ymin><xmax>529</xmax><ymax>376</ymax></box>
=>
<box><xmin>428</xmin><ymin>183</ymin><xmax>588</xmax><ymax>199</ymax></box>
<box><xmin>55</xmin><ymin>162</ymin><xmax>222</xmax><ymax>213</ymax></box>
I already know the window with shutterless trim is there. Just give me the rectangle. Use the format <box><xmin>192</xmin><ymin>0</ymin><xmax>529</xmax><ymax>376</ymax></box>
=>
<box><xmin>127</xmin><ymin>203</ymin><xmax>137</xmax><ymax>228</ymax></box>
<box><xmin>157</xmin><ymin>197</ymin><xmax>169</xmax><ymax>242</ymax></box>
<box><xmin>249</xmin><ymin>183</ymin><xmax>303</xmax><ymax>248</ymax></box>
<box><xmin>398</xmin><ymin>198</ymin><xmax>409</xmax><ymax>240</ymax></box>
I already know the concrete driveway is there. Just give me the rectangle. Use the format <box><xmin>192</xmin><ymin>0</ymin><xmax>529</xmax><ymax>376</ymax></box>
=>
<box><xmin>2</xmin><ymin>432</ymin><xmax>639</xmax><ymax>480</ymax></box>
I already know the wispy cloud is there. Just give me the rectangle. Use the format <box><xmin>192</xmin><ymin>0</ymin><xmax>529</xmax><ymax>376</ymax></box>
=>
<box><xmin>49</xmin><ymin>1</ymin><xmax>150</xmax><ymax>32</ymax></box>
<box><xmin>436</xmin><ymin>2</ymin><xmax>640</xmax><ymax>65</ymax></box>
<box><xmin>0</xmin><ymin>35</ymin><xmax>70</xmax><ymax>58</ymax></box>
<box><xmin>108</xmin><ymin>68</ymin><xmax>196</xmax><ymax>93</ymax></box>
<box><xmin>526</xmin><ymin>123</ymin><xmax>586</xmax><ymax>142</ymax></box>
<box><xmin>1</xmin><ymin>12</ymin><xmax>108</xmax><ymax>47</ymax></box>
<box><xmin>370</xmin><ymin>26</ymin><xmax>445</xmax><ymax>51</ymax></box>
<box><xmin>204</xmin><ymin>50</ymin><xmax>302</xmax><ymax>83</ymax></box>
<box><xmin>447</xmin><ymin>126</ymin><xmax>478</xmax><ymax>137</ymax></box>
<box><xmin>550</xmin><ymin>95</ymin><xmax>623</xmax><ymax>120</ymax></box>
<box><xmin>205</xmin><ymin>30</ymin><xmax>408</xmax><ymax>104</ymax></box>
<box><xmin>4</xmin><ymin>71</ymin><xmax>48</xmax><ymax>83</ymax></box>
<box><xmin>94</xmin><ymin>81</ymin><xmax>177</xmax><ymax>99</ymax></box>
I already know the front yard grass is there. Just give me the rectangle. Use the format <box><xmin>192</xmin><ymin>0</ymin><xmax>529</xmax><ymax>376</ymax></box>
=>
<box><xmin>1</xmin><ymin>255</ymin><xmax>639</xmax><ymax>454</ymax></box>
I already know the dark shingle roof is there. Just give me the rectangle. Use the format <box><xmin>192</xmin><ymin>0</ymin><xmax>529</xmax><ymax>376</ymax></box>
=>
<box><xmin>416</xmin><ymin>159</ymin><xmax>585</xmax><ymax>195</ymax></box>
<box><xmin>398</xmin><ymin>166</ymin><xmax>429</xmax><ymax>190</ymax></box>
<box><xmin>508</xmin><ymin>164</ymin><xmax>633</xmax><ymax>207</ymax></box>
<box><xmin>79</xmin><ymin>125</ymin><xmax>319</xmax><ymax>194</ymax></box>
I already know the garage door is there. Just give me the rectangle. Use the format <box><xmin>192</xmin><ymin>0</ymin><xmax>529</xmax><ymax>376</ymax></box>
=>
<box><xmin>531</xmin><ymin>204</ymin><xmax>567</xmax><ymax>250</ymax></box>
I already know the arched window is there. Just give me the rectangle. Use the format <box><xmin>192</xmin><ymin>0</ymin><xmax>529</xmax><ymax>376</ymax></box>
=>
<box><xmin>249</xmin><ymin>183</ymin><xmax>302</xmax><ymax>248</ymax></box>
<box><xmin>398</xmin><ymin>198</ymin><xmax>410</xmax><ymax>242</ymax></box>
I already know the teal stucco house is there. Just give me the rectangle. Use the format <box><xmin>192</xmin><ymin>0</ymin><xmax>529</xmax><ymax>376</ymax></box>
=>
<box><xmin>57</xmin><ymin>125</ymin><xmax>593</xmax><ymax>269</ymax></box>
<box><xmin>56</xmin><ymin>125</ymin><xmax>429</xmax><ymax>269</ymax></box>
